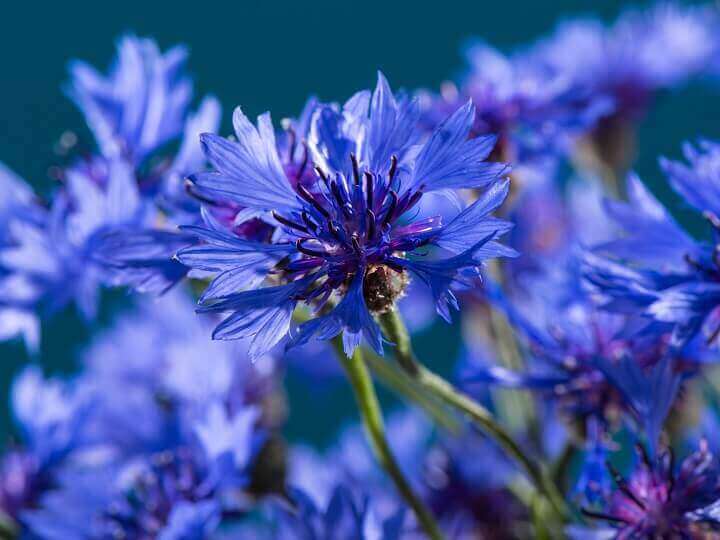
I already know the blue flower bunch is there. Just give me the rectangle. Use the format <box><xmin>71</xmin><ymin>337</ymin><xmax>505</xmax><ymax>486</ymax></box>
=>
<box><xmin>3</xmin><ymin>3</ymin><xmax>720</xmax><ymax>538</ymax></box>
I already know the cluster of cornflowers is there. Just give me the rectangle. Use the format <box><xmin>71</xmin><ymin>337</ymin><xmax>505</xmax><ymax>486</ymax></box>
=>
<box><xmin>3</xmin><ymin>2</ymin><xmax>720</xmax><ymax>538</ymax></box>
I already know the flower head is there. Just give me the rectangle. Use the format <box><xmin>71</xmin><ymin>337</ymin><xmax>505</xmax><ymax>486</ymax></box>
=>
<box><xmin>179</xmin><ymin>73</ymin><xmax>514</xmax><ymax>359</ymax></box>
<box><xmin>532</xmin><ymin>3</ymin><xmax>719</xmax><ymax>119</ymax></box>
<box><xmin>67</xmin><ymin>35</ymin><xmax>193</xmax><ymax>164</ymax></box>
<box><xmin>586</xmin><ymin>144</ymin><xmax>720</xmax><ymax>349</ymax></box>
<box><xmin>419</xmin><ymin>43</ymin><xmax>611</xmax><ymax>166</ymax></box>
<box><xmin>582</xmin><ymin>442</ymin><xmax>720</xmax><ymax>539</ymax></box>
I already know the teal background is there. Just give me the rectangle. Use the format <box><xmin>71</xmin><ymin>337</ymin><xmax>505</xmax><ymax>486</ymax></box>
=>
<box><xmin>0</xmin><ymin>0</ymin><xmax>718</xmax><ymax>445</ymax></box>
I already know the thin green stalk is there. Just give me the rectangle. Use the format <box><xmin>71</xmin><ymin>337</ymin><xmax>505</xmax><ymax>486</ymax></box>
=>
<box><xmin>333</xmin><ymin>341</ymin><xmax>445</xmax><ymax>540</ymax></box>
<box><xmin>363</xmin><ymin>352</ymin><xmax>461</xmax><ymax>435</ymax></box>
<box><xmin>293</xmin><ymin>306</ymin><xmax>459</xmax><ymax>433</ymax></box>
<box><xmin>378</xmin><ymin>309</ymin><xmax>567</xmax><ymax>521</ymax></box>
<box><xmin>486</xmin><ymin>260</ymin><xmax>539</xmax><ymax>436</ymax></box>
<box><xmin>0</xmin><ymin>511</ymin><xmax>16</xmax><ymax>540</ymax></box>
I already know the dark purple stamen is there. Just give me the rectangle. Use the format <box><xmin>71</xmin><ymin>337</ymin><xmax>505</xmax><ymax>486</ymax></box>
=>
<box><xmin>405</xmin><ymin>189</ymin><xmax>425</xmax><ymax>212</ymax></box>
<box><xmin>297</xmin><ymin>185</ymin><xmax>330</xmax><ymax>219</ymax></box>
<box><xmin>314</xmin><ymin>166</ymin><xmax>329</xmax><ymax>184</ymax></box>
<box><xmin>272</xmin><ymin>211</ymin><xmax>309</xmax><ymax>233</ymax></box>
<box><xmin>607</xmin><ymin>462</ymin><xmax>647</xmax><ymax>510</ymax></box>
<box><xmin>382</xmin><ymin>190</ymin><xmax>399</xmax><ymax>227</ymax></box>
<box><xmin>301</xmin><ymin>211</ymin><xmax>318</xmax><ymax>233</ymax></box>
<box><xmin>286</xmin><ymin>127</ymin><xmax>297</xmax><ymax>161</ymax></box>
<box><xmin>295</xmin><ymin>239</ymin><xmax>327</xmax><ymax>258</ymax></box>
<box><xmin>330</xmin><ymin>181</ymin><xmax>346</xmax><ymax>212</ymax></box>
<box><xmin>581</xmin><ymin>508</ymin><xmax>628</xmax><ymax>525</ymax></box>
<box><xmin>364</xmin><ymin>171</ymin><xmax>374</xmax><ymax>210</ymax></box>
<box><xmin>666</xmin><ymin>448</ymin><xmax>676</xmax><ymax>497</ymax></box>
<box><xmin>350</xmin><ymin>153</ymin><xmax>360</xmax><ymax>186</ymax></box>
<box><xmin>366</xmin><ymin>209</ymin><xmax>376</xmax><ymax>240</ymax></box>
<box><xmin>388</xmin><ymin>154</ymin><xmax>398</xmax><ymax>181</ymax></box>
<box><xmin>296</xmin><ymin>142</ymin><xmax>309</xmax><ymax>180</ymax></box>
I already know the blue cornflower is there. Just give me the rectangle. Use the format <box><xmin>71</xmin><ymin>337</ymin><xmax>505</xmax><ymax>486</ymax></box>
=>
<box><xmin>418</xmin><ymin>42</ymin><xmax>612</xmax><ymax>166</ymax></box>
<box><xmin>527</xmin><ymin>3</ymin><xmax>720</xmax><ymax>179</ymax></box>
<box><xmin>23</xmin><ymin>396</ymin><xmax>261</xmax><ymax>539</ymax></box>
<box><xmin>275</xmin><ymin>484</ymin><xmax>405</xmax><ymax>540</ymax></box>
<box><xmin>463</xmin><ymin>246</ymin><xmax>688</xmax><ymax>447</ymax></box>
<box><xmin>0</xmin><ymin>158</ymin><xmax>146</xmax><ymax>325</ymax></box>
<box><xmin>62</xmin><ymin>34</ymin><xmax>222</xmax><ymax>295</ymax></box>
<box><xmin>422</xmin><ymin>428</ymin><xmax>524</xmax><ymax>538</ymax></box>
<box><xmin>580</xmin><ymin>442</ymin><xmax>720</xmax><ymax>539</ymax></box>
<box><xmin>67</xmin><ymin>35</ymin><xmax>193</xmax><ymax>165</ymax></box>
<box><xmin>0</xmin><ymin>291</ymin><xmax>280</xmax><ymax>536</ymax></box>
<box><xmin>0</xmin><ymin>164</ymin><xmax>53</xmax><ymax>349</ymax></box>
<box><xmin>0</xmin><ymin>367</ymin><xmax>87</xmax><ymax>522</ymax></box>
<box><xmin>179</xmin><ymin>73</ymin><xmax>514</xmax><ymax>359</ymax></box>
<box><xmin>0</xmin><ymin>35</ymin><xmax>222</xmax><ymax>332</ymax></box>
<box><xmin>23</xmin><ymin>434</ymin><xmax>248</xmax><ymax>540</ymax></box>
<box><xmin>74</xmin><ymin>291</ymin><xmax>281</xmax><ymax>455</ymax></box>
<box><xmin>586</xmin><ymin>145</ymin><xmax>720</xmax><ymax>348</ymax></box>
<box><xmin>531</xmin><ymin>3</ymin><xmax>719</xmax><ymax>121</ymax></box>
<box><xmin>283</xmin><ymin>411</ymin><xmax>429</xmax><ymax>538</ymax></box>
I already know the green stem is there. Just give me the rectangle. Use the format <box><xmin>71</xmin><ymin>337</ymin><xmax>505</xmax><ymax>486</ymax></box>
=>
<box><xmin>486</xmin><ymin>261</ymin><xmax>539</xmax><ymax>436</ymax></box>
<box><xmin>334</xmin><ymin>341</ymin><xmax>445</xmax><ymax>540</ymax></box>
<box><xmin>0</xmin><ymin>511</ymin><xmax>16</xmax><ymax>540</ymax></box>
<box><xmin>378</xmin><ymin>309</ymin><xmax>567</xmax><ymax>520</ymax></box>
<box><xmin>363</xmin><ymin>352</ymin><xmax>461</xmax><ymax>434</ymax></box>
<box><xmin>293</xmin><ymin>306</ymin><xmax>459</xmax><ymax>433</ymax></box>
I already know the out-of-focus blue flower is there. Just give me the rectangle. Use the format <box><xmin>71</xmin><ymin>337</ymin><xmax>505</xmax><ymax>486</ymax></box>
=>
<box><xmin>531</xmin><ymin>3</ymin><xmax>719</xmax><ymax>120</ymax></box>
<box><xmin>289</xmin><ymin>410</ymin><xmax>430</xmax><ymax>514</ymax></box>
<box><xmin>422</xmin><ymin>428</ymin><xmax>523</xmax><ymax>538</ymax></box>
<box><xmin>573</xmin><ymin>420</ymin><xmax>612</xmax><ymax>506</ymax></box>
<box><xmin>586</xmin><ymin>145</ymin><xmax>720</xmax><ymax>349</ymax></box>
<box><xmin>418</xmin><ymin>43</ymin><xmax>612</xmax><ymax>167</ymax></box>
<box><xmin>581</xmin><ymin>442</ymin><xmax>720</xmax><ymax>538</ymax></box>
<box><xmin>0</xmin><ymin>366</ymin><xmax>88</xmax><ymax>522</ymax></box>
<box><xmin>64</xmin><ymin>35</ymin><xmax>223</xmax><ymax>295</ymax></box>
<box><xmin>0</xmin><ymin>36</ymin><xmax>223</xmax><ymax>340</ymax></box>
<box><xmin>75</xmin><ymin>291</ymin><xmax>280</xmax><ymax>455</ymax></box>
<box><xmin>0</xmin><ymin>158</ymin><xmax>146</xmax><ymax>326</ymax></box>
<box><xmin>0</xmin><ymin>165</ymin><xmax>48</xmax><ymax>350</ymax></box>
<box><xmin>465</xmin><ymin>261</ymin><xmax>687</xmax><ymax>447</ymax></box>
<box><xmin>24</xmin><ymin>441</ymin><xmax>239</xmax><ymax>540</ymax></box>
<box><xmin>2</xmin><ymin>291</ymin><xmax>278</xmax><ymax>536</ymax></box>
<box><xmin>67</xmin><ymin>35</ymin><xmax>193</xmax><ymax>164</ymax></box>
<box><xmin>276</xmin><ymin>484</ymin><xmax>405</xmax><ymax>540</ymax></box>
<box><xmin>179</xmin><ymin>72</ymin><xmax>514</xmax><ymax>359</ymax></box>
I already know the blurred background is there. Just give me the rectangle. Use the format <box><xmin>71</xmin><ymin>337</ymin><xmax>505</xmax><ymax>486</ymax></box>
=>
<box><xmin>0</xmin><ymin>0</ymin><xmax>718</xmax><ymax>446</ymax></box>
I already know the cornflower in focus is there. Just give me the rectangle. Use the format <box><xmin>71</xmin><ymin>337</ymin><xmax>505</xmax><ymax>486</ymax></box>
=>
<box><xmin>179</xmin><ymin>73</ymin><xmax>515</xmax><ymax>358</ymax></box>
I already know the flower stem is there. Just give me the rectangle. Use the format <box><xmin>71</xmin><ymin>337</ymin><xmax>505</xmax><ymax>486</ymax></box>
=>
<box><xmin>363</xmin><ymin>352</ymin><xmax>461</xmax><ymax>435</ymax></box>
<box><xmin>334</xmin><ymin>340</ymin><xmax>445</xmax><ymax>540</ymax></box>
<box><xmin>378</xmin><ymin>309</ymin><xmax>567</xmax><ymax>520</ymax></box>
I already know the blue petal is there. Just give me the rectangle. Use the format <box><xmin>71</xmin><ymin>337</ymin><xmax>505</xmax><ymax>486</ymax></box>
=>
<box><xmin>192</xmin><ymin>108</ymin><xmax>301</xmax><ymax>213</ymax></box>
<box><xmin>289</xmin><ymin>271</ymin><xmax>383</xmax><ymax>357</ymax></box>
<box><xmin>157</xmin><ymin>501</ymin><xmax>221</xmax><ymax>540</ymax></box>
<box><xmin>365</xmin><ymin>72</ymin><xmax>421</xmax><ymax>172</ymax></box>
<box><xmin>395</xmin><ymin>235</ymin><xmax>498</xmax><ymax>322</ymax></box>
<box><xmin>661</xmin><ymin>141</ymin><xmax>720</xmax><ymax>217</ymax></box>
<box><xmin>91</xmin><ymin>227</ymin><xmax>194</xmax><ymax>294</ymax></box>
<box><xmin>434</xmin><ymin>179</ymin><xmax>514</xmax><ymax>253</ymax></box>
<box><xmin>597</xmin><ymin>173</ymin><xmax>696</xmax><ymax>267</ymax></box>
<box><xmin>412</xmin><ymin>100</ymin><xmax>509</xmax><ymax>192</ymax></box>
<box><xmin>199</xmin><ymin>275</ymin><xmax>319</xmax><ymax>360</ymax></box>
<box><xmin>308</xmin><ymin>105</ymin><xmax>356</xmax><ymax>173</ymax></box>
<box><xmin>594</xmin><ymin>354</ymin><xmax>681</xmax><ymax>455</ymax></box>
